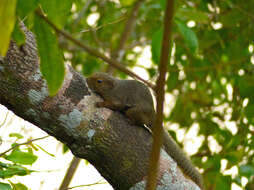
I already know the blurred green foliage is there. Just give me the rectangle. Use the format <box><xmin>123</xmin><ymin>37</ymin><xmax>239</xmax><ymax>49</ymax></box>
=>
<box><xmin>0</xmin><ymin>0</ymin><xmax>253</xmax><ymax>189</ymax></box>
<box><xmin>0</xmin><ymin>133</ymin><xmax>37</xmax><ymax>189</ymax></box>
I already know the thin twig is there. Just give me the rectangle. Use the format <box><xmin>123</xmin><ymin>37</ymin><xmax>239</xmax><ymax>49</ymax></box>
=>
<box><xmin>107</xmin><ymin>0</ymin><xmax>145</xmax><ymax>73</ymax></box>
<box><xmin>80</xmin><ymin>16</ymin><xmax>126</xmax><ymax>33</ymax></box>
<box><xmin>0</xmin><ymin>136</ymin><xmax>49</xmax><ymax>157</ymax></box>
<box><xmin>73</xmin><ymin>0</ymin><xmax>92</xmax><ymax>27</ymax></box>
<box><xmin>146</xmin><ymin>0</ymin><xmax>175</xmax><ymax>189</ymax></box>
<box><xmin>67</xmin><ymin>180</ymin><xmax>106</xmax><ymax>189</ymax></box>
<box><xmin>0</xmin><ymin>111</ymin><xmax>9</xmax><ymax>127</ymax></box>
<box><xmin>35</xmin><ymin>9</ymin><xmax>155</xmax><ymax>90</ymax></box>
<box><xmin>112</xmin><ymin>0</ymin><xmax>144</xmax><ymax>58</ymax></box>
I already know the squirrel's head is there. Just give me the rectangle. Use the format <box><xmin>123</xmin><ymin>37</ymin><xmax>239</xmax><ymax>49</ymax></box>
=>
<box><xmin>86</xmin><ymin>72</ymin><xmax>116</xmax><ymax>95</ymax></box>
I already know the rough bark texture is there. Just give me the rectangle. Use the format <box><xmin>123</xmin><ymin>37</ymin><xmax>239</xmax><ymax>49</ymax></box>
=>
<box><xmin>0</xmin><ymin>25</ymin><xmax>200</xmax><ymax>190</ymax></box>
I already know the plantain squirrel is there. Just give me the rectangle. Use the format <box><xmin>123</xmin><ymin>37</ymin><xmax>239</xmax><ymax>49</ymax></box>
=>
<box><xmin>86</xmin><ymin>72</ymin><xmax>203</xmax><ymax>188</ymax></box>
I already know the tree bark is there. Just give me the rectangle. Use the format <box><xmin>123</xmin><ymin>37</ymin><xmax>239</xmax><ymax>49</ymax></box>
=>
<box><xmin>0</xmin><ymin>25</ymin><xmax>200</xmax><ymax>190</ymax></box>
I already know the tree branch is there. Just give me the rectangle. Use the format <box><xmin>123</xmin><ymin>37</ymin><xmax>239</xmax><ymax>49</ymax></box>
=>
<box><xmin>112</xmin><ymin>0</ymin><xmax>144</xmax><ymax>59</ymax></box>
<box><xmin>0</xmin><ymin>21</ymin><xmax>199</xmax><ymax>190</ymax></box>
<box><xmin>0</xmin><ymin>136</ymin><xmax>49</xmax><ymax>157</ymax></box>
<box><xmin>59</xmin><ymin>156</ymin><xmax>81</xmax><ymax>190</ymax></box>
<box><xmin>146</xmin><ymin>0</ymin><xmax>175</xmax><ymax>189</ymax></box>
<box><xmin>35</xmin><ymin>9</ymin><xmax>155</xmax><ymax>90</ymax></box>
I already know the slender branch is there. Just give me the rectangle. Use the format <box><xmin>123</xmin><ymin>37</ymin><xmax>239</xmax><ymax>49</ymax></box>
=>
<box><xmin>0</xmin><ymin>111</ymin><xmax>9</xmax><ymax>127</ymax></box>
<box><xmin>0</xmin><ymin>136</ymin><xmax>49</xmax><ymax>157</ymax></box>
<box><xmin>80</xmin><ymin>16</ymin><xmax>126</xmax><ymax>33</ymax></box>
<box><xmin>107</xmin><ymin>0</ymin><xmax>145</xmax><ymax>74</ymax></box>
<box><xmin>113</xmin><ymin>0</ymin><xmax>144</xmax><ymax>58</ymax></box>
<box><xmin>107</xmin><ymin>0</ymin><xmax>144</xmax><ymax>73</ymax></box>
<box><xmin>146</xmin><ymin>0</ymin><xmax>175</xmax><ymax>190</ymax></box>
<box><xmin>59</xmin><ymin>156</ymin><xmax>81</xmax><ymax>190</ymax></box>
<box><xmin>35</xmin><ymin>10</ymin><xmax>155</xmax><ymax>90</ymax></box>
<box><xmin>73</xmin><ymin>0</ymin><xmax>92</xmax><ymax>27</ymax></box>
<box><xmin>67</xmin><ymin>180</ymin><xmax>106</xmax><ymax>189</ymax></box>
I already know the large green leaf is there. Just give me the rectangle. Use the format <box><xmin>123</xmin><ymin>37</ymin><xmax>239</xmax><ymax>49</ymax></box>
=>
<box><xmin>167</xmin><ymin>66</ymin><xmax>179</xmax><ymax>91</ymax></box>
<box><xmin>16</xmin><ymin>0</ymin><xmax>38</xmax><ymax>18</ymax></box>
<box><xmin>151</xmin><ymin>28</ymin><xmax>163</xmax><ymax>64</ymax></box>
<box><xmin>175</xmin><ymin>20</ymin><xmax>198</xmax><ymax>54</ymax></box>
<box><xmin>34</xmin><ymin>15</ymin><xmax>65</xmax><ymax>96</ymax></box>
<box><xmin>5</xmin><ymin>149</ymin><xmax>37</xmax><ymax>165</ymax></box>
<box><xmin>0</xmin><ymin>0</ymin><xmax>17</xmax><ymax>56</ymax></box>
<box><xmin>119</xmin><ymin>0</ymin><xmax>135</xmax><ymax>6</ymax></box>
<box><xmin>175</xmin><ymin>8</ymin><xmax>209</xmax><ymax>23</ymax></box>
<box><xmin>10</xmin><ymin>183</ymin><xmax>28</xmax><ymax>190</ymax></box>
<box><xmin>9</xmin><ymin>133</ymin><xmax>24</xmax><ymax>139</ymax></box>
<box><xmin>215</xmin><ymin>174</ymin><xmax>231</xmax><ymax>190</ymax></box>
<box><xmin>39</xmin><ymin>0</ymin><xmax>72</xmax><ymax>28</ymax></box>
<box><xmin>0</xmin><ymin>182</ymin><xmax>11</xmax><ymax>190</ymax></box>
<box><xmin>0</xmin><ymin>164</ymin><xmax>32</xmax><ymax>178</ymax></box>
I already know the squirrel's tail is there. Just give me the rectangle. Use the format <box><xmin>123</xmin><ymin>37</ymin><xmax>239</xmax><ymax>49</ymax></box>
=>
<box><xmin>162</xmin><ymin>130</ymin><xmax>203</xmax><ymax>189</ymax></box>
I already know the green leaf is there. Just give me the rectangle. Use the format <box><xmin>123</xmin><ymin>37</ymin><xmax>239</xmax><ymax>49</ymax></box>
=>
<box><xmin>10</xmin><ymin>183</ymin><xmax>28</xmax><ymax>190</ymax></box>
<box><xmin>39</xmin><ymin>0</ymin><xmax>72</xmax><ymax>28</ymax></box>
<box><xmin>62</xmin><ymin>144</ymin><xmax>69</xmax><ymax>154</ymax></box>
<box><xmin>239</xmin><ymin>165</ymin><xmax>254</xmax><ymax>178</ymax></box>
<box><xmin>34</xmin><ymin>15</ymin><xmax>65</xmax><ymax>96</ymax></box>
<box><xmin>12</xmin><ymin>22</ymin><xmax>26</xmax><ymax>46</ymax></box>
<box><xmin>35</xmin><ymin>144</ymin><xmax>55</xmax><ymax>157</ymax></box>
<box><xmin>0</xmin><ymin>182</ymin><xmax>11</xmax><ymax>190</ymax></box>
<box><xmin>119</xmin><ymin>0</ymin><xmax>135</xmax><ymax>6</ymax></box>
<box><xmin>216</xmin><ymin>175</ymin><xmax>231</xmax><ymax>190</ymax></box>
<box><xmin>5</xmin><ymin>149</ymin><xmax>38</xmax><ymax>165</ymax></box>
<box><xmin>159</xmin><ymin>0</ymin><xmax>166</xmax><ymax>10</ymax></box>
<box><xmin>175</xmin><ymin>20</ymin><xmax>199</xmax><ymax>53</ymax></box>
<box><xmin>225</xmin><ymin>150</ymin><xmax>244</xmax><ymax>166</ymax></box>
<box><xmin>16</xmin><ymin>0</ymin><xmax>38</xmax><ymax>18</ymax></box>
<box><xmin>151</xmin><ymin>28</ymin><xmax>163</xmax><ymax>64</ymax></box>
<box><xmin>0</xmin><ymin>165</ymin><xmax>31</xmax><ymax>178</ymax></box>
<box><xmin>175</xmin><ymin>8</ymin><xmax>209</xmax><ymax>23</ymax></box>
<box><xmin>245</xmin><ymin>102</ymin><xmax>254</xmax><ymax>123</ymax></box>
<box><xmin>236</xmin><ymin>75</ymin><xmax>254</xmax><ymax>98</ymax></box>
<box><xmin>9</xmin><ymin>133</ymin><xmax>24</xmax><ymax>139</ymax></box>
<box><xmin>167</xmin><ymin>67</ymin><xmax>179</xmax><ymax>91</ymax></box>
<box><xmin>0</xmin><ymin>0</ymin><xmax>17</xmax><ymax>56</ymax></box>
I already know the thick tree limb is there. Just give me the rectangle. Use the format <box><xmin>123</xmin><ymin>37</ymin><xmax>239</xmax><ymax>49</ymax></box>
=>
<box><xmin>0</xmin><ymin>25</ymin><xmax>199</xmax><ymax>190</ymax></box>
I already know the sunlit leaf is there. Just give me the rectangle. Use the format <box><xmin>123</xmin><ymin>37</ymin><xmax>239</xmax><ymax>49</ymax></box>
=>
<box><xmin>175</xmin><ymin>8</ymin><xmax>209</xmax><ymax>23</ymax></box>
<box><xmin>0</xmin><ymin>182</ymin><xmax>11</xmax><ymax>190</ymax></box>
<box><xmin>10</xmin><ymin>182</ymin><xmax>28</xmax><ymax>190</ymax></box>
<box><xmin>9</xmin><ymin>133</ymin><xmax>23</xmax><ymax>139</ymax></box>
<box><xmin>159</xmin><ymin>0</ymin><xmax>166</xmax><ymax>10</ymax></box>
<box><xmin>34</xmin><ymin>14</ymin><xmax>65</xmax><ymax>96</ymax></box>
<box><xmin>35</xmin><ymin>144</ymin><xmax>55</xmax><ymax>157</ymax></box>
<box><xmin>151</xmin><ymin>28</ymin><xmax>163</xmax><ymax>64</ymax></box>
<box><xmin>167</xmin><ymin>67</ymin><xmax>179</xmax><ymax>91</ymax></box>
<box><xmin>0</xmin><ymin>0</ymin><xmax>17</xmax><ymax>56</ymax></box>
<box><xmin>0</xmin><ymin>164</ymin><xmax>32</xmax><ymax>178</ymax></box>
<box><xmin>39</xmin><ymin>0</ymin><xmax>72</xmax><ymax>28</ymax></box>
<box><xmin>119</xmin><ymin>0</ymin><xmax>135</xmax><ymax>6</ymax></box>
<box><xmin>5</xmin><ymin>149</ymin><xmax>37</xmax><ymax>165</ymax></box>
<box><xmin>16</xmin><ymin>0</ymin><xmax>38</xmax><ymax>18</ymax></box>
<box><xmin>175</xmin><ymin>19</ymin><xmax>198</xmax><ymax>53</ymax></box>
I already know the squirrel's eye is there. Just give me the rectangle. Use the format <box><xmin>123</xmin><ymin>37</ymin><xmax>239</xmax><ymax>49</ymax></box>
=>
<box><xmin>97</xmin><ymin>79</ymin><xmax>103</xmax><ymax>83</ymax></box>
